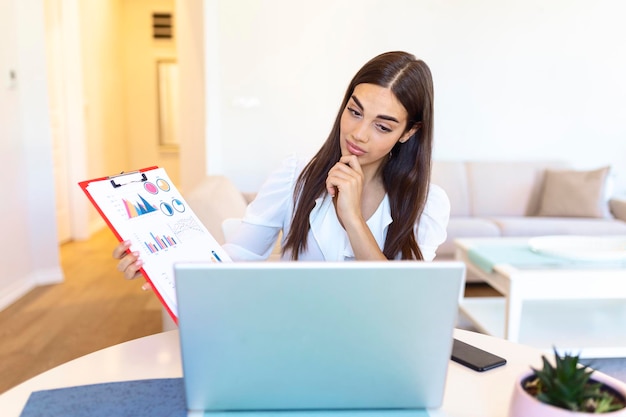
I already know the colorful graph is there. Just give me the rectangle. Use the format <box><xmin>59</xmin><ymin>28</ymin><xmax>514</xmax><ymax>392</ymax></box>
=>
<box><xmin>123</xmin><ymin>194</ymin><xmax>158</xmax><ymax>218</ymax></box>
<box><xmin>156</xmin><ymin>178</ymin><xmax>171</xmax><ymax>191</ymax></box>
<box><xmin>172</xmin><ymin>198</ymin><xmax>185</xmax><ymax>213</ymax></box>
<box><xmin>169</xmin><ymin>216</ymin><xmax>204</xmax><ymax>235</ymax></box>
<box><xmin>160</xmin><ymin>199</ymin><xmax>185</xmax><ymax>216</ymax></box>
<box><xmin>160</xmin><ymin>202</ymin><xmax>174</xmax><ymax>216</ymax></box>
<box><xmin>144</xmin><ymin>182</ymin><xmax>159</xmax><ymax>194</ymax></box>
<box><xmin>144</xmin><ymin>232</ymin><xmax>178</xmax><ymax>253</ymax></box>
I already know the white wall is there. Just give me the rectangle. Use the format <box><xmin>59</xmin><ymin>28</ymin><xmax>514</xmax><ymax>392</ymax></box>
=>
<box><xmin>204</xmin><ymin>0</ymin><xmax>626</xmax><ymax>196</ymax></box>
<box><xmin>0</xmin><ymin>0</ymin><xmax>63</xmax><ymax>311</ymax></box>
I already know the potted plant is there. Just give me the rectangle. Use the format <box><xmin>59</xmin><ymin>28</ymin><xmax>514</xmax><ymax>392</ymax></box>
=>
<box><xmin>509</xmin><ymin>348</ymin><xmax>626</xmax><ymax>416</ymax></box>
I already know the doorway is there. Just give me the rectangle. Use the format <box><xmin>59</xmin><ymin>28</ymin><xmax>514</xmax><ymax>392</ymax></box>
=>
<box><xmin>45</xmin><ymin>0</ymin><xmax>180</xmax><ymax>243</ymax></box>
<box><xmin>45</xmin><ymin>0</ymin><xmax>75</xmax><ymax>243</ymax></box>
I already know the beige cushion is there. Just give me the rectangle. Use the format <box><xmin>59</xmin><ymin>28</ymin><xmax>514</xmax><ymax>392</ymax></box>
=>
<box><xmin>536</xmin><ymin>166</ymin><xmax>611</xmax><ymax>218</ymax></box>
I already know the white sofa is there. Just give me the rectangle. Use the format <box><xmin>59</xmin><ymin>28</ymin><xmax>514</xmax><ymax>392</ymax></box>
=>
<box><xmin>431</xmin><ymin>161</ymin><xmax>626</xmax><ymax>264</ymax></box>
<box><xmin>185</xmin><ymin>162</ymin><xmax>626</xmax><ymax>266</ymax></box>
<box><xmin>164</xmin><ymin>165</ymin><xmax>625</xmax><ymax>328</ymax></box>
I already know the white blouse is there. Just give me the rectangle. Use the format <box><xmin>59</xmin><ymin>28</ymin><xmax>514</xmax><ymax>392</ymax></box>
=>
<box><xmin>222</xmin><ymin>155</ymin><xmax>450</xmax><ymax>262</ymax></box>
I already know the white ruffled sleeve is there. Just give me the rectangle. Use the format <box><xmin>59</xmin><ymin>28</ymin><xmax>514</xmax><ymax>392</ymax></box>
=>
<box><xmin>222</xmin><ymin>156</ymin><xmax>302</xmax><ymax>261</ymax></box>
<box><xmin>416</xmin><ymin>184</ymin><xmax>450</xmax><ymax>261</ymax></box>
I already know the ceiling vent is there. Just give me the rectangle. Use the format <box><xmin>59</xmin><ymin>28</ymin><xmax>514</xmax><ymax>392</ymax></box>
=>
<box><xmin>153</xmin><ymin>12</ymin><xmax>173</xmax><ymax>39</ymax></box>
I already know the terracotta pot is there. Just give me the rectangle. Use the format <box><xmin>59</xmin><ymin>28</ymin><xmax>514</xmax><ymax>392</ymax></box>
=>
<box><xmin>509</xmin><ymin>370</ymin><xmax>626</xmax><ymax>416</ymax></box>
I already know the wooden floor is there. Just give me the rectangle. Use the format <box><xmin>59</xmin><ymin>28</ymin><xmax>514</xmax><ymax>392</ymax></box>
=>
<box><xmin>0</xmin><ymin>230</ymin><xmax>499</xmax><ymax>394</ymax></box>
<box><xmin>0</xmin><ymin>228</ymin><xmax>163</xmax><ymax>394</ymax></box>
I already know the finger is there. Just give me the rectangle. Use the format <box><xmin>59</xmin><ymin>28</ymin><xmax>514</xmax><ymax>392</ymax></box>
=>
<box><xmin>141</xmin><ymin>281</ymin><xmax>153</xmax><ymax>291</ymax></box>
<box><xmin>326</xmin><ymin>165</ymin><xmax>355</xmax><ymax>196</ymax></box>
<box><xmin>326</xmin><ymin>162</ymin><xmax>350</xmax><ymax>196</ymax></box>
<box><xmin>326</xmin><ymin>180</ymin><xmax>337</xmax><ymax>197</ymax></box>
<box><xmin>116</xmin><ymin>253</ymin><xmax>144</xmax><ymax>281</ymax></box>
<box><xmin>116</xmin><ymin>251</ymin><xmax>138</xmax><ymax>272</ymax></box>
<box><xmin>126</xmin><ymin>258</ymin><xmax>144</xmax><ymax>280</ymax></box>
<box><xmin>112</xmin><ymin>240</ymin><xmax>132</xmax><ymax>259</ymax></box>
<box><xmin>329</xmin><ymin>167</ymin><xmax>361</xmax><ymax>193</ymax></box>
<box><xmin>329</xmin><ymin>160</ymin><xmax>361</xmax><ymax>180</ymax></box>
<box><xmin>332</xmin><ymin>159</ymin><xmax>363</xmax><ymax>184</ymax></box>
<box><xmin>339</xmin><ymin>155</ymin><xmax>362</xmax><ymax>172</ymax></box>
<box><xmin>124</xmin><ymin>263</ymin><xmax>144</xmax><ymax>280</ymax></box>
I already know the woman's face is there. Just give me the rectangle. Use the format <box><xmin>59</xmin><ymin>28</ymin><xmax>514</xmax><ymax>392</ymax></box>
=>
<box><xmin>339</xmin><ymin>83</ymin><xmax>416</xmax><ymax>175</ymax></box>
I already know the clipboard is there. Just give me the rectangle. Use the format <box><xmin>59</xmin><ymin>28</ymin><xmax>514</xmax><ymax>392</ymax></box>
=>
<box><xmin>79</xmin><ymin>166</ymin><xmax>232</xmax><ymax>323</ymax></box>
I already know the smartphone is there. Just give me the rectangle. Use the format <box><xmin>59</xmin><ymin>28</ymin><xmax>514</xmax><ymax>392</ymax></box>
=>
<box><xmin>451</xmin><ymin>338</ymin><xmax>507</xmax><ymax>372</ymax></box>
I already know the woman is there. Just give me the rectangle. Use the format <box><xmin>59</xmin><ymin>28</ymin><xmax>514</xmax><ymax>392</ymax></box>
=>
<box><xmin>114</xmin><ymin>51</ymin><xmax>449</xmax><ymax>278</ymax></box>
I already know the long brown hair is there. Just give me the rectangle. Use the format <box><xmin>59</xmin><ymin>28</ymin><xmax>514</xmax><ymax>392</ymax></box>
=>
<box><xmin>283</xmin><ymin>51</ymin><xmax>434</xmax><ymax>260</ymax></box>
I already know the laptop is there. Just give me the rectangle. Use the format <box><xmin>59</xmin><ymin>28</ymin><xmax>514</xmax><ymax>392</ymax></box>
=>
<box><xmin>174</xmin><ymin>261</ymin><xmax>466</xmax><ymax>413</ymax></box>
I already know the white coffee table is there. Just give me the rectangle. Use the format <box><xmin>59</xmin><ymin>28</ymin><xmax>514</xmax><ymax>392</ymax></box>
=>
<box><xmin>455</xmin><ymin>237</ymin><xmax>626</xmax><ymax>358</ymax></box>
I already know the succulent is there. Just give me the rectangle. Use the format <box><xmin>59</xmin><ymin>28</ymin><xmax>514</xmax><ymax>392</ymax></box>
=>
<box><xmin>524</xmin><ymin>348</ymin><xmax>625</xmax><ymax>413</ymax></box>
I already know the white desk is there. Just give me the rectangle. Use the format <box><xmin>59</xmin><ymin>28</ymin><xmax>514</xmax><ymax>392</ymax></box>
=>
<box><xmin>0</xmin><ymin>329</ymin><xmax>546</xmax><ymax>417</ymax></box>
<box><xmin>455</xmin><ymin>237</ymin><xmax>626</xmax><ymax>357</ymax></box>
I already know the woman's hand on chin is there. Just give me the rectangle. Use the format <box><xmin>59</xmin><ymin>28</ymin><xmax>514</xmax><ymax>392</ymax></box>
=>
<box><xmin>326</xmin><ymin>155</ymin><xmax>364</xmax><ymax>222</ymax></box>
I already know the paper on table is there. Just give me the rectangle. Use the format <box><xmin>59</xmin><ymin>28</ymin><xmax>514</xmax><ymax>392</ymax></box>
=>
<box><xmin>79</xmin><ymin>167</ymin><xmax>231</xmax><ymax>321</ymax></box>
<box><xmin>467</xmin><ymin>244</ymin><xmax>571</xmax><ymax>273</ymax></box>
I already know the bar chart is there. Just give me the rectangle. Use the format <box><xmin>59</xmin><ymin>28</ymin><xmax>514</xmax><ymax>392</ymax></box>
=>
<box><xmin>144</xmin><ymin>232</ymin><xmax>178</xmax><ymax>253</ymax></box>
